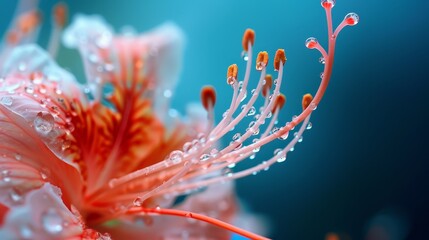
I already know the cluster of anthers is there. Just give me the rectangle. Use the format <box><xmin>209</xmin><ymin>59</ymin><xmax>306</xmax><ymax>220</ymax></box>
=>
<box><xmin>120</xmin><ymin>1</ymin><xmax>359</xmax><ymax>238</ymax></box>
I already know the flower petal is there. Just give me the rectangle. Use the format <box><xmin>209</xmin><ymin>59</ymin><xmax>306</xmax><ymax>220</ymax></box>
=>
<box><xmin>0</xmin><ymin>183</ymin><xmax>83</xmax><ymax>239</ymax></box>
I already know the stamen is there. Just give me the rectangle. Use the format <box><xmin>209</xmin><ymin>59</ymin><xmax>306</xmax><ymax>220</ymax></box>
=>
<box><xmin>333</xmin><ymin>12</ymin><xmax>360</xmax><ymax>37</ymax></box>
<box><xmin>272</xmin><ymin>93</ymin><xmax>286</xmax><ymax>113</ymax></box>
<box><xmin>127</xmin><ymin>207</ymin><xmax>270</xmax><ymax>240</ymax></box>
<box><xmin>48</xmin><ymin>3</ymin><xmax>68</xmax><ymax>58</ymax></box>
<box><xmin>226</xmin><ymin>64</ymin><xmax>238</xmax><ymax>85</ymax></box>
<box><xmin>53</xmin><ymin>3</ymin><xmax>67</xmax><ymax>28</ymax></box>
<box><xmin>321</xmin><ymin>0</ymin><xmax>336</xmax><ymax>9</ymax></box>
<box><xmin>17</xmin><ymin>10</ymin><xmax>41</xmax><ymax>35</ymax></box>
<box><xmin>302</xmin><ymin>93</ymin><xmax>313</xmax><ymax>111</ymax></box>
<box><xmin>201</xmin><ymin>86</ymin><xmax>216</xmax><ymax>111</ymax></box>
<box><xmin>262</xmin><ymin>74</ymin><xmax>272</xmax><ymax>97</ymax></box>
<box><xmin>274</xmin><ymin>49</ymin><xmax>286</xmax><ymax>71</ymax></box>
<box><xmin>242</xmin><ymin>29</ymin><xmax>255</xmax><ymax>52</ymax></box>
<box><xmin>256</xmin><ymin>51</ymin><xmax>269</xmax><ymax>71</ymax></box>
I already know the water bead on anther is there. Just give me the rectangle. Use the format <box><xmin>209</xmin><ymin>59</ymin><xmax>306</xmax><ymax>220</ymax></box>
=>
<box><xmin>344</xmin><ymin>13</ymin><xmax>359</xmax><ymax>26</ymax></box>
<box><xmin>321</xmin><ymin>0</ymin><xmax>335</xmax><ymax>9</ymax></box>
<box><xmin>34</xmin><ymin>112</ymin><xmax>55</xmax><ymax>135</ymax></box>
<box><xmin>305</xmin><ymin>37</ymin><xmax>318</xmax><ymax>49</ymax></box>
<box><xmin>256</xmin><ymin>51</ymin><xmax>269</xmax><ymax>71</ymax></box>
<box><xmin>1</xmin><ymin>96</ymin><xmax>13</xmax><ymax>106</ymax></box>
<box><xmin>42</xmin><ymin>208</ymin><xmax>64</xmax><ymax>235</ymax></box>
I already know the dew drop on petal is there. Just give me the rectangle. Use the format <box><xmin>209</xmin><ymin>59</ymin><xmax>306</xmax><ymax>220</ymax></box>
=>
<box><xmin>42</xmin><ymin>208</ymin><xmax>64</xmax><ymax>234</ymax></box>
<box><xmin>34</xmin><ymin>112</ymin><xmax>54</xmax><ymax>135</ymax></box>
<box><xmin>1</xmin><ymin>96</ymin><xmax>13</xmax><ymax>106</ymax></box>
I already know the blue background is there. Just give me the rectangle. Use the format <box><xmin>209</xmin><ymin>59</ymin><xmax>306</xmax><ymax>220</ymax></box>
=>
<box><xmin>1</xmin><ymin>0</ymin><xmax>429</xmax><ymax>239</ymax></box>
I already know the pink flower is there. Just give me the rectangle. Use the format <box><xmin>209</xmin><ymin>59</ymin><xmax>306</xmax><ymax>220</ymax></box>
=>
<box><xmin>0</xmin><ymin>1</ymin><xmax>358</xmax><ymax>239</ymax></box>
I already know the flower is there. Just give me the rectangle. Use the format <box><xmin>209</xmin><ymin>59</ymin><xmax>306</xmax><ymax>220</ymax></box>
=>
<box><xmin>0</xmin><ymin>1</ymin><xmax>358</xmax><ymax>239</ymax></box>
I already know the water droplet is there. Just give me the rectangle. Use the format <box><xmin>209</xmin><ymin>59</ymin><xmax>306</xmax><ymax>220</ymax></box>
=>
<box><xmin>227</xmin><ymin>76</ymin><xmax>236</xmax><ymax>85</ymax></box>
<box><xmin>320</xmin><ymin>72</ymin><xmax>325</xmax><ymax>79</ymax></box>
<box><xmin>168</xmin><ymin>150</ymin><xmax>184</xmax><ymax>164</ymax></box>
<box><xmin>321</xmin><ymin>0</ymin><xmax>335</xmax><ymax>8</ymax></box>
<box><xmin>298</xmin><ymin>136</ymin><xmax>303</xmax><ymax>143</ymax></box>
<box><xmin>241</xmin><ymin>51</ymin><xmax>249</xmax><ymax>61</ymax></box>
<box><xmin>15</xmin><ymin>153</ymin><xmax>22</xmax><ymax>161</ymax></box>
<box><xmin>210</xmin><ymin>148</ymin><xmax>219</xmax><ymax>158</ymax></box>
<box><xmin>305</xmin><ymin>37</ymin><xmax>318</xmax><ymax>49</ymax></box>
<box><xmin>251</xmin><ymin>89</ymin><xmax>256</xmax><ymax>95</ymax></box>
<box><xmin>319</xmin><ymin>57</ymin><xmax>326</xmax><ymax>64</ymax></box>
<box><xmin>88</xmin><ymin>53</ymin><xmax>99</xmax><ymax>63</ymax></box>
<box><xmin>228</xmin><ymin>163</ymin><xmax>236</xmax><ymax>168</ymax></box>
<box><xmin>247</xmin><ymin>106</ymin><xmax>256</xmax><ymax>116</ymax></box>
<box><xmin>345</xmin><ymin>12</ymin><xmax>359</xmax><ymax>26</ymax></box>
<box><xmin>20</xmin><ymin>225</ymin><xmax>33</xmax><ymax>239</ymax></box>
<box><xmin>183</xmin><ymin>142</ymin><xmax>192</xmax><ymax>153</ymax></box>
<box><xmin>307</xmin><ymin>122</ymin><xmax>313</xmax><ymax>130</ymax></box>
<box><xmin>1</xmin><ymin>96</ymin><xmax>13</xmax><ymax>106</ymax></box>
<box><xmin>133</xmin><ymin>197</ymin><xmax>142</xmax><ymax>207</ymax></box>
<box><xmin>34</xmin><ymin>112</ymin><xmax>54</xmax><ymax>135</ymax></box>
<box><xmin>25</xmin><ymin>86</ymin><xmax>34</xmax><ymax>94</ymax></box>
<box><xmin>249</xmin><ymin>154</ymin><xmax>256</xmax><ymax>159</ymax></box>
<box><xmin>271</xmin><ymin>127</ymin><xmax>279</xmax><ymax>134</ymax></box>
<box><xmin>232</xmin><ymin>133</ymin><xmax>241</xmax><ymax>141</ymax></box>
<box><xmin>256</xmin><ymin>61</ymin><xmax>266</xmax><ymax>70</ymax></box>
<box><xmin>163</xmin><ymin>89</ymin><xmax>172</xmax><ymax>98</ymax></box>
<box><xmin>18</xmin><ymin>62</ymin><xmax>27</xmax><ymax>72</ymax></box>
<box><xmin>310</xmin><ymin>103</ymin><xmax>318</xmax><ymax>110</ymax></box>
<box><xmin>290</xmin><ymin>147</ymin><xmax>295</xmax><ymax>152</ymax></box>
<box><xmin>240</xmin><ymin>90</ymin><xmax>247</xmax><ymax>102</ymax></box>
<box><xmin>42</xmin><ymin>208</ymin><xmax>64</xmax><ymax>234</ymax></box>
<box><xmin>10</xmin><ymin>188</ymin><xmax>22</xmax><ymax>202</ymax></box>
<box><xmin>278</xmin><ymin>130</ymin><xmax>289</xmax><ymax>140</ymax></box>
<box><xmin>200</xmin><ymin>154</ymin><xmax>210</xmax><ymax>162</ymax></box>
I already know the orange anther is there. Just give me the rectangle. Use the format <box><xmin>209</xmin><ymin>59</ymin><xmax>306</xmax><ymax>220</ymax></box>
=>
<box><xmin>226</xmin><ymin>64</ymin><xmax>238</xmax><ymax>85</ymax></box>
<box><xmin>54</xmin><ymin>3</ymin><xmax>68</xmax><ymax>27</ymax></box>
<box><xmin>201</xmin><ymin>86</ymin><xmax>216</xmax><ymax>111</ymax></box>
<box><xmin>6</xmin><ymin>31</ymin><xmax>19</xmax><ymax>45</ymax></box>
<box><xmin>272</xmin><ymin>94</ymin><xmax>286</xmax><ymax>113</ymax></box>
<box><xmin>302</xmin><ymin>93</ymin><xmax>313</xmax><ymax>110</ymax></box>
<box><xmin>274</xmin><ymin>49</ymin><xmax>286</xmax><ymax>71</ymax></box>
<box><xmin>18</xmin><ymin>10</ymin><xmax>41</xmax><ymax>34</ymax></box>
<box><xmin>242</xmin><ymin>29</ymin><xmax>255</xmax><ymax>52</ymax></box>
<box><xmin>262</xmin><ymin>74</ymin><xmax>272</xmax><ymax>97</ymax></box>
<box><xmin>256</xmin><ymin>51</ymin><xmax>269</xmax><ymax>71</ymax></box>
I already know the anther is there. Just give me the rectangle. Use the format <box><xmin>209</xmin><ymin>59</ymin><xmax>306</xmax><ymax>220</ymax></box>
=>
<box><xmin>272</xmin><ymin>94</ymin><xmax>286</xmax><ymax>113</ymax></box>
<box><xmin>18</xmin><ymin>10</ymin><xmax>41</xmax><ymax>34</ymax></box>
<box><xmin>201</xmin><ymin>86</ymin><xmax>216</xmax><ymax>111</ymax></box>
<box><xmin>302</xmin><ymin>94</ymin><xmax>313</xmax><ymax>111</ymax></box>
<box><xmin>53</xmin><ymin>3</ymin><xmax>68</xmax><ymax>28</ymax></box>
<box><xmin>274</xmin><ymin>49</ymin><xmax>286</xmax><ymax>71</ymax></box>
<box><xmin>344</xmin><ymin>13</ymin><xmax>359</xmax><ymax>26</ymax></box>
<box><xmin>262</xmin><ymin>74</ymin><xmax>272</xmax><ymax>97</ymax></box>
<box><xmin>321</xmin><ymin>0</ymin><xmax>336</xmax><ymax>9</ymax></box>
<box><xmin>226</xmin><ymin>64</ymin><xmax>238</xmax><ymax>85</ymax></box>
<box><xmin>242</xmin><ymin>29</ymin><xmax>255</xmax><ymax>52</ymax></box>
<box><xmin>256</xmin><ymin>51</ymin><xmax>269</xmax><ymax>71</ymax></box>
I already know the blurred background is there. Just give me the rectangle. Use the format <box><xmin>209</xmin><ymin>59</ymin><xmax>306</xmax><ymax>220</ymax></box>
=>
<box><xmin>1</xmin><ymin>0</ymin><xmax>428</xmax><ymax>239</ymax></box>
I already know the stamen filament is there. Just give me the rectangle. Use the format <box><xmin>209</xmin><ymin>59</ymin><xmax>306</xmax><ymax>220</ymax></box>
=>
<box><xmin>126</xmin><ymin>207</ymin><xmax>270</xmax><ymax>240</ymax></box>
